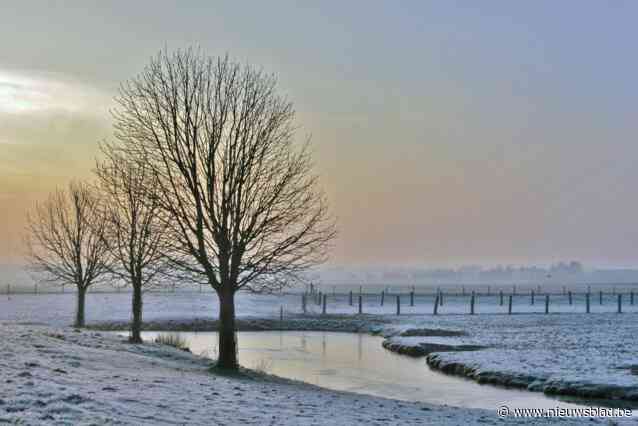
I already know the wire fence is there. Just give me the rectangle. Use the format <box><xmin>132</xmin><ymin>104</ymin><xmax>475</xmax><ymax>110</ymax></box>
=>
<box><xmin>297</xmin><ymin>288</ymin><xmax>638</xmax><ymax>316</ymax></box>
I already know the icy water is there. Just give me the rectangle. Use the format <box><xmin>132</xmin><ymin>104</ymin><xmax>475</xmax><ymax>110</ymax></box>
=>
<box><xmin>133</xmin><ymin>330</ymin><xmax>620</xmax><ymax>411</ymax></box>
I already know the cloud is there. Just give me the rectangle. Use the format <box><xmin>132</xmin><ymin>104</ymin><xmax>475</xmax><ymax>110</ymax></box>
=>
<box><xmin>0</xmin><ymin>70</ymin><xmax>113</xmax><ymax>261</ymax></box>
<box><xmin>0</xmin><ymin>69</ymin><xmax>112</xmax><ymax>116</ymax></box>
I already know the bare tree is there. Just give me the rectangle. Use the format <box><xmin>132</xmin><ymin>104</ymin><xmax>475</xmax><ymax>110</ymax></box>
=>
<box><xmin>95</xmin><ymin>142</ymin><xmax>170</xmax><ymax>343</ymax></box>
<box><xmin>112</xmin><ymin>48</ymin><xmax>336</xmax><ymax>369</ymax></box>
<box><xmin>26</xmin><ymin>181</ymin><xmax>112</xmax><ymax>327</ymax></box>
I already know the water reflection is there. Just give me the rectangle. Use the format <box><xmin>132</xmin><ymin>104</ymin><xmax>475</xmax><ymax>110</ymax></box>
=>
<box><xmin>135</xmin><ymin>331</ymin><xmax>634</xmax><ymax>411</ymax></box>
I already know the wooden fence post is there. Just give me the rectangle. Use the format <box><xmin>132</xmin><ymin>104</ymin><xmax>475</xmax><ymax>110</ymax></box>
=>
<box><xmin>280</xmin><ymin>306</ymin><xmax>284</xmax><ymax>321</ymax></box>
<box><xmin>545</xmin><ymin>294</ymin><xmax>549</xmax><ymax>314</ymax></box>
<box><xmin>470</xmin><ymin>291</ymin><xmax>475</xmax><ymax>315</ymax></box>
<box><xmin>433</xmin><ymin>294</ymin><xmax>439</xmax><ymax>315</ymax></box>
<box><xmin>599</xmin><ymin>290</ymin><xmax>603</xmax><ymax>305</ymax></box>
<box><xmin>508</xmin><ymin>294</ymin><xmax>513</xmax><ymax>315</ymax></box>
<box><xmin>349</xmin><ymin>291</ymin><xmax>353</xmax><ymax>306</ymax></box>
<box><xmin>631</xmin><ymin>291</ymin><xmax>634</xmax><ymax>306</ymax></box>
<box><xmin>499</xmin><ymin>290</ymin><xmax>504</xmax><ymax>306</ymax></box>
<box><xmin>568</xmin><ymin>291</ymin><xmax>572</xmax><ymax>305</ymax></box>
<box><xmin>410</xmin><ymin>291</ymin><xmax>414</xmax><ymax>307</ymax></box>
<box><xmin>439</xmin><ymin>291</ymin><xmax>444</xmax><ymax>306</ymax></box>
<box><xmin>322</xmin><ymin>294</ymin><xmax>327</xmax><ymax>315</ymax></box>
<box><xmin>302</xmin><ymin>294</ymin><xmax>307</xmax><ymax>314</ymax></box>
<box><xmin>586</xmin><ymin>292</ymin><xmax>590</xmax><ymax>313</ymax></box>
<box><xmin>617</xmin><ymin>294</ymin><xmax>622</xmax><ymax>314</ymax></box>
<box><xmin>380</xmin><ymin>290</ymin><xmax>384</xmax><ymax>306</ymax></box>
<box><xmin>531</xmin><ymin>290</ymin><xmax>535</xmax><ymax>305</ymax></box>
<box><xmin>358</xmin><ymin>294</ymin><xmax>362</xmax><ymax>314</ymax></box>
<box><xmin>396</xmin><ymin>295</ymin><xmax>400</xmax><ymax>315</ymax></box>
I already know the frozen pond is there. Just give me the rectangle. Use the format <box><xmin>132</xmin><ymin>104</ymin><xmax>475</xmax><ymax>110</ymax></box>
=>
<box><xmin>129</xmin><ymin>330</ymin><xmax>626</xmax><ymax>411</ymax></box>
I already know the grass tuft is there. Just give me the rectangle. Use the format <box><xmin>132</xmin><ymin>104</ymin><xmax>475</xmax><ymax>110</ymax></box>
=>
<box><xmin>154</xmin><ymin>333</ymin><xmax>188</xmax><ymax>350</ymax></box>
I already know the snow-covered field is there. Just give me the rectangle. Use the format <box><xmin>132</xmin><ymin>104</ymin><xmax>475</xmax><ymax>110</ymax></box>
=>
<box><xmin>2</xmin><ymin>291</ymin><xmax>638</xmax><ymax>417</ymax></box>
<box><xmin>0</xmin><ymin>291</ymin><xmax>294</xmax><ymax>326</ymax></box>
<box><xmin>1</xmin><ymin>323</ymin><xmax>614</xmax><ymax>425</ymax></box>
<box><xmin>381</xmin><ymin>314</ymin><xmax>638</xmax><ymax>402</ymax></box>
<box><xmin>2</xmin><ymin>290</ymin><xmax>636</xmax><ymax>325</ymax></box>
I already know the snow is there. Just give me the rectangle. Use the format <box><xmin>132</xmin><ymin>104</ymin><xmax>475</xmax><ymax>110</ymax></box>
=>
<box><xmin>0</xmin><ymin>322</ymin><xmax>609</xmax><ymax>425</ymax></box>
<box><xmin>2</xmin><ymin>291</ymin><xmax>638</xmax><ymax>419</ymax></box>
<box><xmin>2</xmin><ymin>290</ymin><xmax>636</xmax><ymax>328</ymax></box>
<box><xmin>379</xmin><ymin>314</ymin><xmax>638</xmax><ymax>402</ymax></box>
<box><xmin>0</xmin><ymin>291</ymin><xmax>297</xmax><ymax>326</ymax></box>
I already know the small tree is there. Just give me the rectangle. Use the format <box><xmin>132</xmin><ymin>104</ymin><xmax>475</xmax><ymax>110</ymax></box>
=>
<box><xmin>113</xmin><ymin>48</ymin><xmax>336</xmax><ymax>369</ymax></box>
<box><xmin>26</xmin><ymin>181</ymin><xmax>111</xmax><ymax>327</ymax></box>
<box><xmin>95</xmin><ymin>142</ymin><xmax>169</xmax><ymax>343</ymax></box>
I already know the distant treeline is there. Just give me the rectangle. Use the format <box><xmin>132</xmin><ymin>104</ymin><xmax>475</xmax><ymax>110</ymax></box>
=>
<box><xmin>316</xmin><ymin>262</ymin><xmax>638</xmax><ymax>285</ymax></box>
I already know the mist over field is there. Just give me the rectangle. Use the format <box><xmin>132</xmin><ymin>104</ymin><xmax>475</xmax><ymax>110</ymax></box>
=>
<box><xmin>3</xmin><ymin>262</ymin><xmax>638</xmax><ymax>293</ymax></box>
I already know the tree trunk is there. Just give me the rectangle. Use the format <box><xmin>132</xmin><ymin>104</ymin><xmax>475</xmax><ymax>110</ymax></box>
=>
<box><xmin>217</xmin><ymin>288</ymin><xmax>238</xmax><ymax>370</ymax></box>
<box><xmin>130</xmin><ymin>282</ymin><xmax>143</xmax><ymax>343</ymax></box>
<box><xmin>75</xmin><ymin>286</ymin><xmax>86</xmax><ymax>328</ymax></box>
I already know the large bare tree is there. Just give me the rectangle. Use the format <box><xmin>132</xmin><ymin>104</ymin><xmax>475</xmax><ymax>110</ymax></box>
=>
<box><xmin>26</xmin><ymin>181</ymin><xmax>112</xmax><ymax>327</ymax></box>
<box><xmin>95</xmin><ymin>142</ymin><xmax>170</xmax><ymax>343</ymax></box>
<box><xmin>112</xmin><ymin>48</ymin><xmax>335</xmax><ymax>369</ymax></box>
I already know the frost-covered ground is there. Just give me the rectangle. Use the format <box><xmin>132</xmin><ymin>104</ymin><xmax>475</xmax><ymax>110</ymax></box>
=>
<box><xmin>1</xmin><ymin>323</ymin><xmax>614</xmax><ymax>425</ymax></box>
<box><xmin>380</xmin><ymin>314</ymin><xmax>638</xmax><ymax>402</ymax></box>
<box><xmin>2</xmin><ymin>291</ymin><xmax>638</xmax><ymax>406</ymax></box>
<box><xmin>2</xmin><ymin>290</ymin><xmax>637</xmax><ymax>325</ymax></box>
<box><xmin>0</xmin><ymin>291</ymin><xmax>296</xmax><ymax>326</ymax></box>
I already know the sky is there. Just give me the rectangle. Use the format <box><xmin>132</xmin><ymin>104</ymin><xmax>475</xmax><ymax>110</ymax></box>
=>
<box><xmin>1</xmin><ymin>1</ymin><xmax>638</xmax><ymax>268</ymax></box>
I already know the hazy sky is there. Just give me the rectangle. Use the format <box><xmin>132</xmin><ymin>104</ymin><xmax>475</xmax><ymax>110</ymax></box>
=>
<box><xmin>1</xmin><ymin>1</ymin><xmax>638</xmax><ymax>267</ymax></box>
